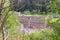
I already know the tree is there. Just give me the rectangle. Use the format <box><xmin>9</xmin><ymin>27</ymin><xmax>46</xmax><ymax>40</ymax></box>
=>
<box><xmin>0</xmin><ymin>0</ymin><xmax>18</xmax><ymax>40</ymax></box>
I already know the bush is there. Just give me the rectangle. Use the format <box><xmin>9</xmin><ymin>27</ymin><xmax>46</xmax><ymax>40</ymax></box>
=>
<box><xmin>24</xmin><ymin>28</ymin><xmax>59</xmax><ymax>40</ymax></box>
<box><xmin>23</xmin><ymin>11</ymin><xmax>31</xmax><ymax>15</ymax></box>
<box><xmin>45</xmin><ymin>14</ymin><xmax>60</xmax><ymax>35</ymax></box>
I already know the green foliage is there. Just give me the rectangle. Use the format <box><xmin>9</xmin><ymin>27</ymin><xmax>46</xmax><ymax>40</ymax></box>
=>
<box><xmin>4</xmin><ymin>0</ymin><xmax>10</xmax><ymax>8</ymax></box>
<box><xmin>0</xmin><ymin>0</ymin><xmax>19</xmax><ymax>34</ymax></box>
<box><xmin>4</xmin><ymin>11</ymin><xmax>18</xmax><ymax>30</ymax></box>
<box><xmin>47</xmin><ymin>0</ymin><xmax>60</xmax><ymax>14</ymax></box>
<box><xmin>36</xmin><ymin>3</ymin><xmax>41</xmax><ymax>10</ymax></box>
<box><xmin>31</xmin><ymin>10</ymin><xmax>37</xmax><ymax>15</ymax></box>
<box><xmin>45</xmin><ymin>14</ymin><xmax>60</xmax><ymax>36</ymax></box>
<box><xmin>7</xmin><ymin>28</ymin><xmax>60</xmax><ymax>40</ymax></box>
<box><xmin>23</xmin><ymin>10</ymin><xmax>41</xmax><ymax>15</ymax></box>
<box><xmin>0</xmin><ymin>0</ymin><xmax>1</xmax><ymax>3</ymax></box>
<box><xmin>56</xmin><ymin>0</ymin><xmax>60</xmax><ymax>14</ymax></box>
<box><xmin>23</xmin><ymin>11</ymin><xmax>31</xmax><ymax>15</ymax></box>
<box><xmin>9</xmin><ymin>0</ymin><xmax>60</xmax><ymax>15</ymax></box>
<box><xmin>47</xmin><ymin>1</ymin><xmax>57</xmax><ymax>13</ymax></box>
<box><xmin>24</xmin><ymin>28</ymin><xmax>59</xmax><ymax>40</ymax></box>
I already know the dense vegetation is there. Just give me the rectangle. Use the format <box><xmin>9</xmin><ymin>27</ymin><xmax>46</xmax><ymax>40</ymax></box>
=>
<box><xmin>0</xmin><ymin>0</ymin><xmax>18</xmax><ymax>40</ymax></box>
<box><xmin>10</xmin><ymin>0</ymin><xmax>60</xmax><ymax>15</ymax></box>
<box><xmin>0</xmin><ymin>0</ymin><xmax>60</xmax><ymax>40</ymax></box>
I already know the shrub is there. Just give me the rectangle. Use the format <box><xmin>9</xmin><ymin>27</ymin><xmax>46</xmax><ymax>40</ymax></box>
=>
<box><xmin>24</xmin><ymin>28</ymin><xmax>59</xmax><ymax>40</ymax></box>
<box><xmin>23</xmin><ymin>11</ymin><xmax>31</xmax><ymax>15</ymax></box>
<box><xmin>45</xmin><ymin>14</ymin><xmax>60</xmax><ymax>35</ymax></box>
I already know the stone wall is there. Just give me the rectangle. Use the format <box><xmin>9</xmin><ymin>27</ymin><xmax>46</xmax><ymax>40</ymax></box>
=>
<box><xmin>17</xmin><ymin>15</ymin><xmax>47</xmax><ymax>33</ymax></box>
